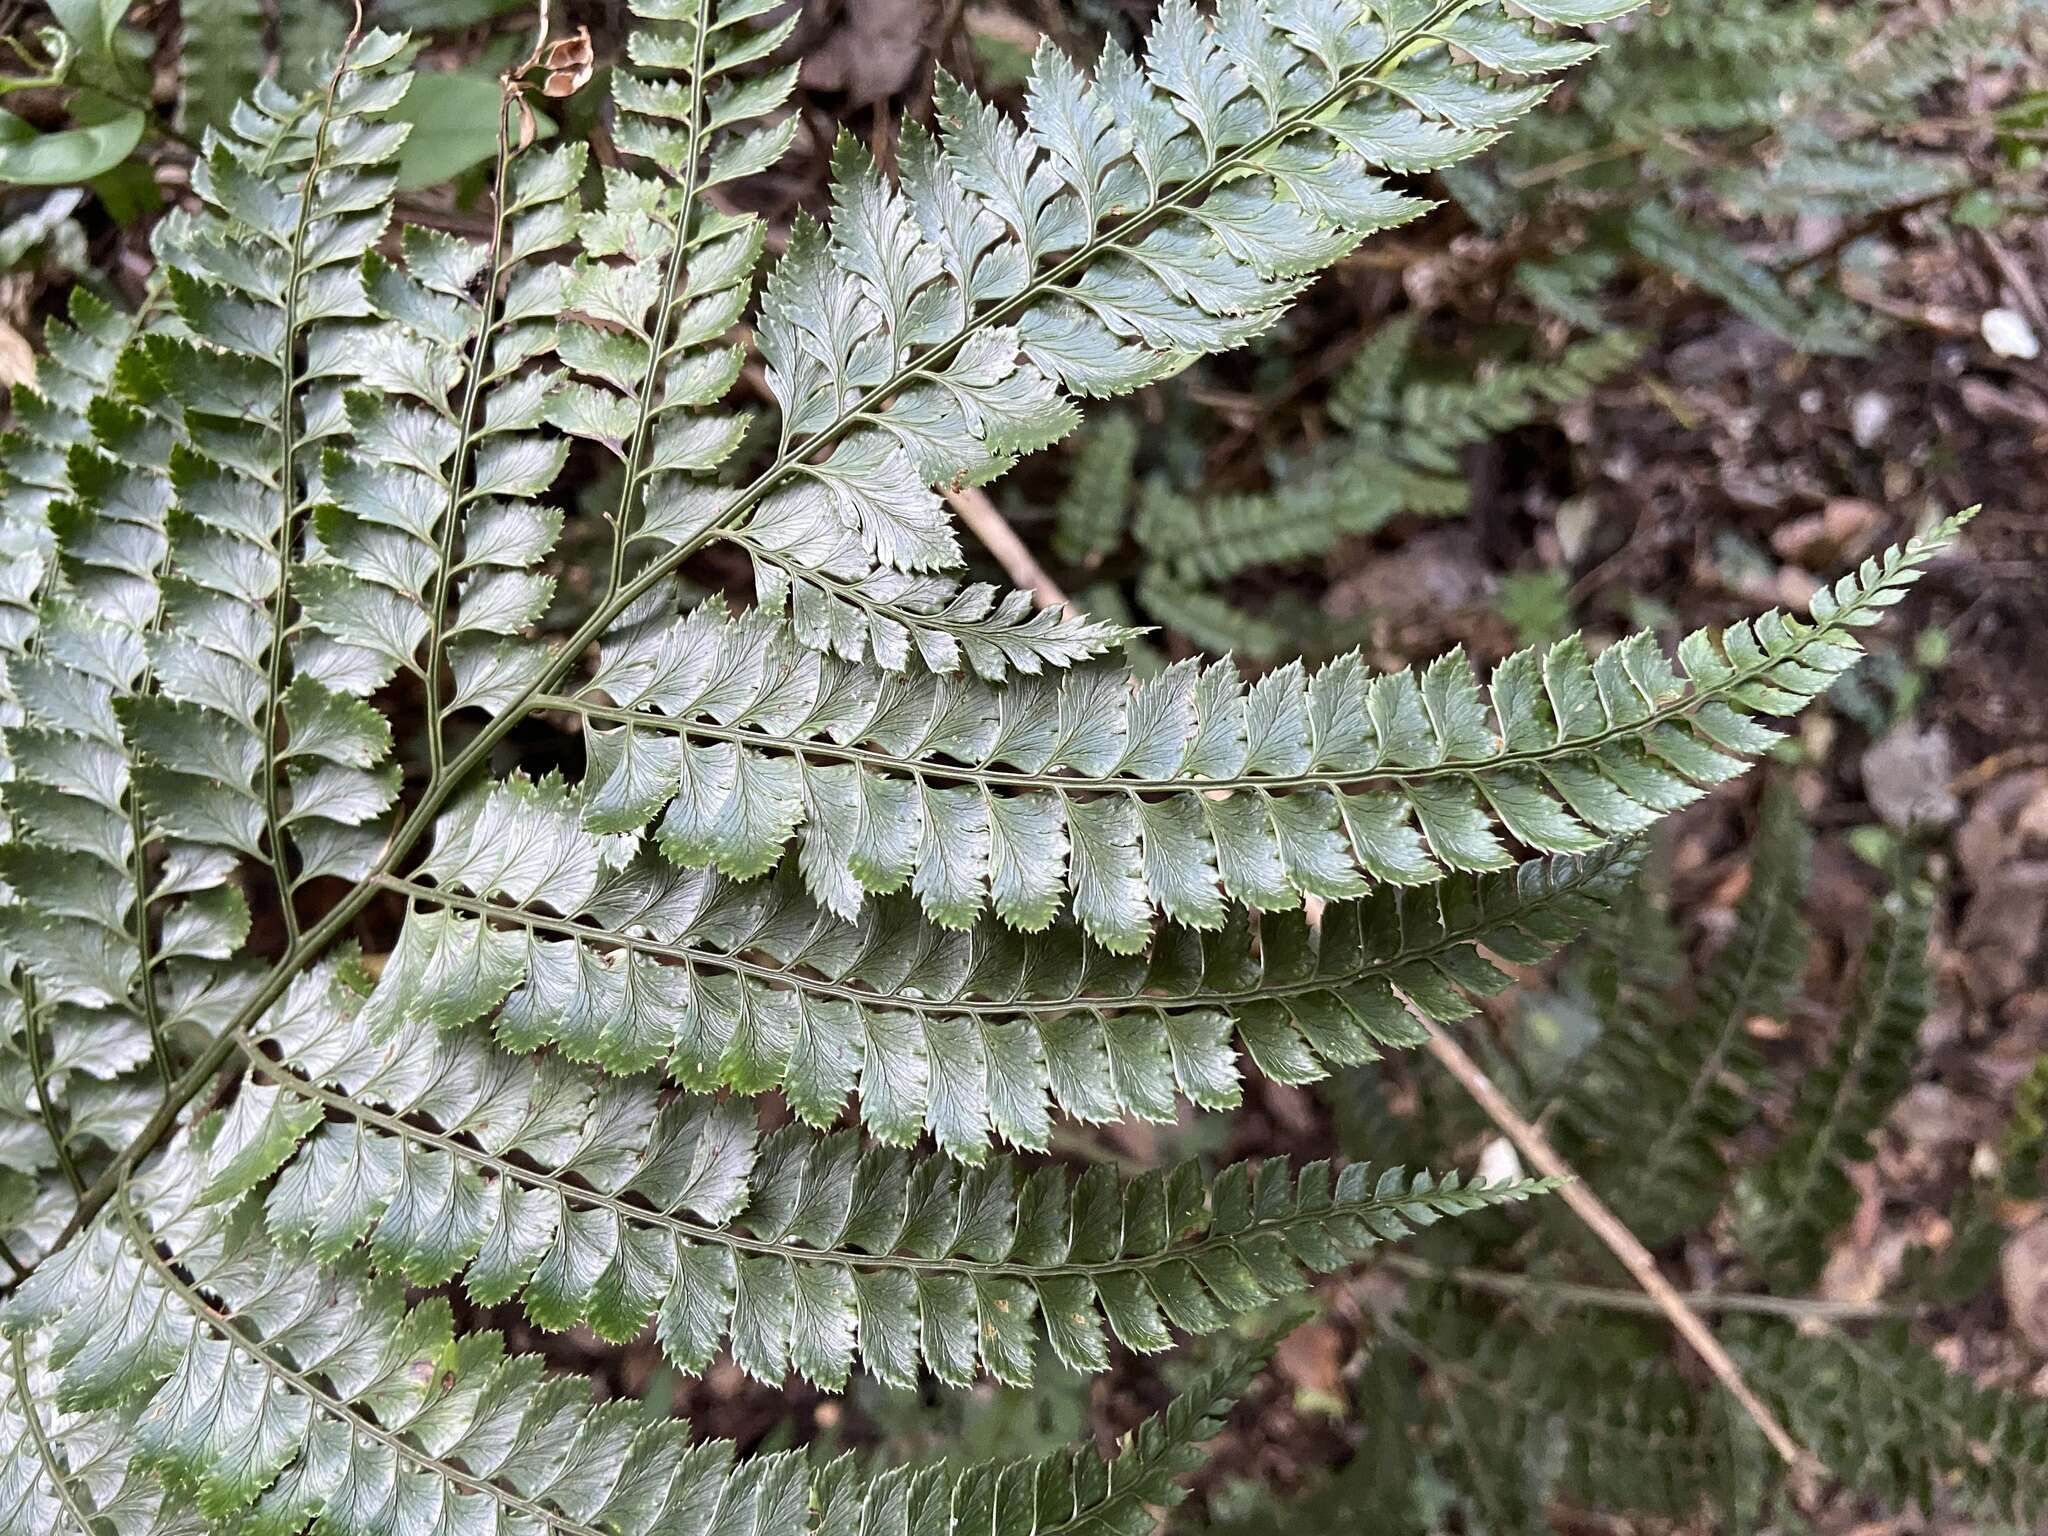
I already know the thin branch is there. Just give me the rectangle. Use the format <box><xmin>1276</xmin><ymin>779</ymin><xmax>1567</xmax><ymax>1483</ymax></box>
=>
<box><xmin>1379</xmin><ymin>1253</ymin><xmax>1915</xmax><ymax>1324</ymax></box>
<box><xmin>947</xmin><ymin>485</ymin><xmax>1075</xmax><ymax>612</ymax></box>
<box><xmin>1418</xmin><ymin>1015</ymin><xmax>1819</xmax><ymax>1475</ymax></box>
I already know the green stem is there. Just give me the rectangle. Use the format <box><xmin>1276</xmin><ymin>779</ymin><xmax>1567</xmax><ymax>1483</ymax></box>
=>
<box><xmin>18</xmin><ymin>979</ymin><xmax>83</xmax><ymax>1197</ymax></box>
<box><xmin>8</xmin><ymin>1336</ymin><xmax>105</xmax><ymax>1535</ymax></box>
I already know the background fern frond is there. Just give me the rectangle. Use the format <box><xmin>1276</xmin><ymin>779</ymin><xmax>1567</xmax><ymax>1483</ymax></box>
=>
<box><xmin>1737</xmin><ymin>871</ymin><xmax>1934</xmax><ymax>1287</ymax></box>
<box><xmin>1561</xmin><ymin>785</ymin><xmax>1812</xmax><ymax>1243</ymax></box>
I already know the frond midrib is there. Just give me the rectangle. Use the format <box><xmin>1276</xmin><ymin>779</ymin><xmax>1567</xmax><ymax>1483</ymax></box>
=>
<box><xmin>238</xmin><ymin>1033</ymin><xmax>1486</xmax><ymax>1283</ymax></box>
<box><xmin>7</xmin><ymin>1336</ymin><xmax>106</xmax><ymax>1536</ymax></box>
<box><xmin>369</xmin><ymin>858</ymin><xmax>1600</xmax><ymax>1019</ymax></box>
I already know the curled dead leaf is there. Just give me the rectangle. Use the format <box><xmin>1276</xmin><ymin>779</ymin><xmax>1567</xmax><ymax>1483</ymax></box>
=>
<box><xmin>0</xmin><ymin>319</ymin><xmax>34</xmax><ymax>392</ymax></box>
<box><xmin>544</xmin><ymin>28</ymin><xmax>595</xmax><ymax>98</ymax></box>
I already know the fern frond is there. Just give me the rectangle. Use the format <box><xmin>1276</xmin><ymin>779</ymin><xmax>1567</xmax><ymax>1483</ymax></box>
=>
<box><xmin>176</xmin><ymin>0</ymin><xmax>266</xmax><ymax>138</ymax></box>
<box><xmin>0</xmin><ymin>289</ymin><xmax>135</xmax><ymax>542</ymax></box>
<box><xmin>0</xmin><ymin>36</ymin><xmax>412</xmax><ymax>1267</ymax></box>
<box><xmin>1363</xmin><ymin>1301</ymin><xmax>1779</xmax><ymax>1536</ymax></box>
<box><xmin>536</xmin><ymin>518</ymin><xmax>1960</xmax><ymax>950</ymax></box>
<box><xmin>1051</xmin><ymin>416</ymin><xmax>1139</xmax><ymax>569</ymax></box>
<box><xmin>0</xmin><ymin>3</ymin><xmax>1980</xmax><ymax>1523</ymax></box>
<box><xmin>1</xmin><ymin>1136</ymin><xmax>1279</xmax><ymax>1535</ymax></box>
<box><xmin>206</xmin><ymin>955</ymin><xmax>1550</xmax><ymax>1388</ymax></box>
<box><xmin>1626</xmin><ymin>201</ymin><xmax>1874</xmax><ymax>357</ymax></box>
<box><xmin>585</xmin><ymin>0</ymin><xmax>1608</xmax><ymax>679</ymax></box>
<box><xmin>303</xmin><ymin>132</ymin><xmax>584</xmax><ymax>771</ymax></box>
<box><xmin>1742</xmin><ymin>1323</ymin><xmax>2048</xmax><ymax>1528</ymax></box>
<box><xmin>1129</xmin><ymin>323</ymin><xmax>1638</xmax><ymax>594</ymax></box>
<box><xmin>2</xmin><ymin>1332</ymin><xmax>203</xmax><ymax>1536</ymax></box>
<box><xmin>365</xmin><ymin>776</ymin><xmax>1630</xmax><ymax>1156</ymax></box>
<box><xmin>1736</xmin><ymin>872</ymin><xmax>1934</xmax><ymax>1286</ymax></box>
<box><xmin>1565</xmin><ymin>786</ymin><xmax>1812</xmax><ymax>1244</ymax></box>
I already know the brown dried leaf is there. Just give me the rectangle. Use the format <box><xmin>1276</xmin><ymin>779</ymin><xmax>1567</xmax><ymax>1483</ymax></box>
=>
<box><xmin>543</xmin><ymin>27</ymin><xmax>594</xmax><ymax>98</ymax></box>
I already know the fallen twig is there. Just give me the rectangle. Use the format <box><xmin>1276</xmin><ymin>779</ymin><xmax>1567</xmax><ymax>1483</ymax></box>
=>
<box><xmin>947</xmin><ymin>485</ymin><xmax>1075</xmax><ymax>612</ymax></box>
<box><xmin>1379</xmin><ymin>1253</ymin><xmax>1916</xmax><ymax>1324</ymax></box>
<box><xmin>1420</xmin><ymin>1016</ymin><xmax>1820</xmax><ymax>1475</ymax></box>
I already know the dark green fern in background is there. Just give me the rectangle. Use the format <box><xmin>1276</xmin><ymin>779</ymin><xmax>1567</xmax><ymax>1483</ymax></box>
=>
<box><xmin>1202</xmin><ymin>790</ymin><xmax>2048</xmax><ymax>1534</ymax></box>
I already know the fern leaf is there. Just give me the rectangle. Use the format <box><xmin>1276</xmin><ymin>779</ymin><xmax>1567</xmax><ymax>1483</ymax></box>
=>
<box><xmin>1130</xmin><ymin>323</ymin><xmax>1639</xmax><ymax>597</ymax></box>
<box><xmin>1736</xmin><ymin>871</ymin><xmax>1934</xmax><ymax>1286</ymax></box>
<box><xmin>1740</xmin><ymin>1323</ymin><xmax>2048</xmax><ymax>1528</ymax></box>
<box><xmin>2</xmin><ymin>1331</ymin><xmax>203</xmax><ymax>1536</ymax></box>
<box><xmin>138</xmin><ymin>33</ymin><xmax>416</xmax><ymax>918</ymax></box>
<box><xmin>607</xmin><ymin>0</ymin><xmax>1607</xmax><ymax>677</ymax></box>
<box><xmin>0</xmin><ymin>39</ymin><xmax>413</xmax><ymax>1268</ymax></box>
<box><xmin>1051</xmin><ymin>416</ymin><xmax>1138</xmax><ymax>568</ymax></box>
<box><xmin>215</xmin><ymin>955</ymin><xmax>1549</xmax><ymax>1387</ymax></box>
<box><xmin>0</xmin><ymin>1137</ymin><xmax>1281</xmax><ymax>1535</ymax></box>
<box><xmin>539</xmin><ymin>518</ymin><xmax>1961</xmax><ymax>950</ymax></box>
<box><xmin>1565</xmin><ymin>786</ymin><xmax>1812</xmax><ymax>1244</ymax></box>
<box><xmin>306</xmin><ymin>130</ymin><xmax>584</xmax><ymax>765</ymax></box>
<box><xmin>363</xmin><ymin>775</ymin><xmax>1632</xmax><ymax>1155</ymax></box>
<box><xmin>176</xmin><ymin>0</ymin><xmax>266</xmax><ymax>138</ymax></box>
<box><xmin>1626</xmin><ymin>200</ymin><xmax>1873</xmax><ymax>355</ymax></box>
<box><xmin>0</xmin><ymin>5</ymin><xmax>1978</xmax><ymax>1525</ymax></box>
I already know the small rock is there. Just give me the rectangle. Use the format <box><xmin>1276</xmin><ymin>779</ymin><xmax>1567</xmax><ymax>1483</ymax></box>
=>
<box><xmin>1770</xmin><ymin>497</ymin><xmax>1880</xmax><ymax>567</ymax></box>
<box><xmin>2002</xmin><ymin>1221</ymin><xmax>2048</xmax><ymax>1353</ymax></box>
<box><xmin>1889</xmin><ymin>1082</ymin><xmax>1984</xmax><ymax>1148</ymax></box>
<box><xmin>1862</xmin><ymin>723</ymin><xmax>1960</xmax><ymax>832</ymax></box>
<box><xmin>1850</xmin><ymin>391</ymin><xmax>1893</xmax><ymax>447</ymax></box>
<box><xmin>1478</xmin><ymin>1136</ymin><xmax>1524</xmax><ymax>1186</ymax></box>
<box><xmin>1982</xmin><ymin>306</ymin><xmax>2041</xmax><ymax>360</ymax></box>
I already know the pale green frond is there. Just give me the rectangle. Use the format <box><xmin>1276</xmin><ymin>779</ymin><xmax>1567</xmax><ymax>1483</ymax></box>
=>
<box><xmin>1</xmin><ymin>1333</ymin><xmax>204</xmax><ymax>1536</ymax></box>
<box><xmin>0</xmin><ymin>289</ymin><xmax>136</xmax><ymax>548</ymax></box>
<box><xmin>554</xmin><ymin>0</ymin><xmax>800</xmax><ymax>600</ymax></box>
<box><xmin>0</xmin><ymin>4</ymin><xmax>1982</xmax><ymax>1525</ymax></box>
<box><xmin>534</xmin><ymin>518</ymin><xmax>1960</xmax><ymax>949</ymax></box>
<box><xmin>0</xmin><ymin>1136</ymin><xmax>1286</xmax><ymax>1535</ymax></box>
<box><xmin>361</xmin><ymin>775</ymin><xmax>1630</xmax><ymax>1157</ymax></box>
<box><xmin>0</xmin><ymin>36</ymin><xmax>410</xmax><ymax>1267</ymax></box>
<box><xmin>306</xmin><ymin>127</ymin><xmax>585</xmax><ymax>779</ymax></box>
<box><xmin>211</xmin><ymin>954</ymin><xmax>1550</xmax><ymax>1387</ymax></box>
<box><xmin>586</xmin><ymin>0</ymin><xmax>1627</xmax><ymax>679</ymax></box>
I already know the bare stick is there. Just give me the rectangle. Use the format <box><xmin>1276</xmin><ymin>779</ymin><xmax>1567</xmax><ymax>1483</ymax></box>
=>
<box><xmin>947</xmin><ymin>486</ymin><xmax>1073</xmax><ymax>612</ymax></box>
<box><xmin>1420</xmin><ymin>1016</ymin><xmax>1817</xmax><ymax>1473</ymax></box>
<box><xmin>1379</xmin><ymin>1253</ymin><xmax>1913</xmax><ymax>1324</ymax></box>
